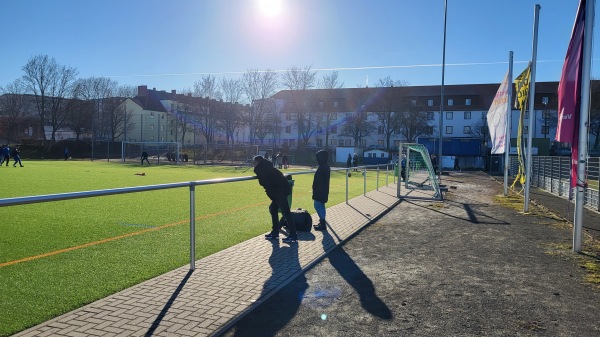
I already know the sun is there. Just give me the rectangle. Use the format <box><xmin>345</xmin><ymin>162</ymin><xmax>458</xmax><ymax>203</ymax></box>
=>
<box><xmin>258</xmin><ymin>0</ymin><xmax>282</xmax><ymax>17</ymax></box>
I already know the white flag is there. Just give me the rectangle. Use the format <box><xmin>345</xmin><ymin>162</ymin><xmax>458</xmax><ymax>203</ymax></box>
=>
<box><xmin>487</xmin><ymin>71</ymin><xmax>510</xmax><ymax>154</ymax></box>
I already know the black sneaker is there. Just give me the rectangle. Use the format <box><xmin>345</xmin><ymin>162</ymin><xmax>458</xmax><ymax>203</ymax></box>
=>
<box><xmin>282</xmin><ymin>236</ymin><xmax>297</xmax><ymax>243</ymax></box>
<box><xmin>264</xmin><ymin>232</ymin><xmax>279</xmax><ymax>240</ymax></box>
<box><xmin>314</xmin><ymin>223</ymin><xmax>327</xmax><ymax>231</ymax></box>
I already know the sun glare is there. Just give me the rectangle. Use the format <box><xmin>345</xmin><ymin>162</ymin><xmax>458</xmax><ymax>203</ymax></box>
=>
<box><xmin>258</xmin><ymin>0</ymin><xmax>282</xmax><ymax>17</ymax></box>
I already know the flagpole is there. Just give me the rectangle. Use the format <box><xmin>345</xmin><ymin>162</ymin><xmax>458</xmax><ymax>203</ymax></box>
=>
<box><xmin>573</xmin><ymin>0</ymin><xmax>595</xmax><ymax>253</ymax></box>
<box><xmin>504</xmin><ymin>51</ymin><xmax>514</xmax><ymax>196</ymax></box>
<box><xmin>524</xmin><ymin>4</ymin><xmax>540</xmax><ymax>213</ymax></box>
<box><xmin>439</xmin><ymin>0</ymin><xmax>447</xmax><ymax>177</ymax></box>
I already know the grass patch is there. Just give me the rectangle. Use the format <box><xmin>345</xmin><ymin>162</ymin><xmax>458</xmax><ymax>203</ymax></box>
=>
<box><xmin>0</xmin><ymin>160</ymin><xmax>393</xmax><ymax>336</ymax></box>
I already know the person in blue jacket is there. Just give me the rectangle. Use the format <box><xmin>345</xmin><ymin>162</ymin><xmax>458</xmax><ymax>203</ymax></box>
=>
<box><xmin>312</xmin><ymin>150</ymin><xmax>330</xmax><ymax>231</ymax></box>
<box><xmin>1</xmin><ymin>145</ymin><xmax>10</xmax><ymax>166</ymax></box>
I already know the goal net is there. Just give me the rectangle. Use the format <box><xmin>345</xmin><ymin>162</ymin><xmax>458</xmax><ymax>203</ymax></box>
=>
<box><xmin>121</xmin><ymin>142</ymin><xmax>181</xmax><ymax>165</ymax></box>
<box><xmin>398</xmin><ymin>143</ymin><xmax>442</xmax><ymax>200</ymax></box>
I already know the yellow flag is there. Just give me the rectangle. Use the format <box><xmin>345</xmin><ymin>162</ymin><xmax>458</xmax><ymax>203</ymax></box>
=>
<box><xmin>511</xmin><ymin>63</ymin><xmax>531</xmax><ymax>190</ymax></box>
<box><xmin>514</xmin><ymin>63</ymin><xmax>531</xmax><ymax>110</ymax></box>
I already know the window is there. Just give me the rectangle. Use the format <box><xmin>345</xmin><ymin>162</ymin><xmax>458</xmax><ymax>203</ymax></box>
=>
<box><xmin>446</xmin><ymin>126</ymin><xmax>453</xmax><ymax>134</ymax></box>
<box><xmin>448</xmin><ymin>99</ymin><xmax>454</xmax><ymax>106</ymax></box>
<box><xmin>427</xmin><ymin>112</ymin><xmax>434</xmax><ymax>120</ymax></box>
<box><xmin>523</xmin><ymin>126</ymin><xmax>528</xmax><ymax>134</ymax></box>
<box><xmin>446</xmin><ymin>112</ymin><xmax>453</xmax><ymax>120</ymax></box>
<box><xmin>378</xmin><ymin>140</ymin><xmax>384</xmax><ymax>146</ymax></box>
<box><xmin>150</xmin><ymin>112</ymin><xmax>154</xmax><ymax>117</ymax></box>
<box><xmin>150</xmin><ymin>124</ymin><xmax>154</xmax><ymax>131</ymax></box>
<box><xmin>319</xmin><ymin>101</ymin><xmax>324</xmax><ymax>109</ymax></box>
<box><xmin>542</xmin><ymin>126</ymin><xmax>549</xmax><ymax>135</ymax></box>
<box><xmin>345</xmin><ymin>139</ymin><xmax>352</xmax><ymax>146</ymax></box>
<box><xmin>464</xmin><ymin>111</ymin><xmax>471</xmax><ymax>119</ymax></box>
<box><xmin>463</xmin><ymin>126</ymin><xmax>471</xmax><ymax>134</ymax></box>
<box><xmin>428</xmin><ymin>99</ymin><xmax>434</xmax><ymax>107</ymax></box>
<box><xmin>465</xmin><ymin>98</ymin><xmax>472</xmax><ymax>106</ymax></box>
<box><xmin>285</xmin><ymin>126</ymin><xmax>291</xmax><ymax>133</ymax></box>
<box><xmin>160</xmin><ymin>125</ymin><xmax>165</xmax><ymax>131</ymax></box>
<box><xmin>331</xmin><ymin>139</ymin><xmax>337</xmax><ymax>146</ymax></box>
<box><xmin>333</xmin><ymin>101</ymin><xmax>339</xmax><ymax>108</ymax></box>
<box><xmin>338</xmin><ymin>139</ymin><xmax>345</xmax><ymax>146</ymax></box>
<box><xmin>331</xmin><ymin>126</ymin><xmax>337</xmax><ymax>134</ymax></box>
<box><xmin>378</xmin><ymin>126</ymin><xmax>384</xmax><ymax>134</ymax></box>
<box><xmin>411</xmin><ymin>99</ymin><xmax>417</xmax><ymax>107</ymax></box>
<box><xmin>426</xmin><ymin>126</ymin><xmax>434</xmax><ymax>134</ymax></box>
<box><xmin>380</xmin><ymin>153</ymin><xmax>385</xmax><ymax>158</ymax></box>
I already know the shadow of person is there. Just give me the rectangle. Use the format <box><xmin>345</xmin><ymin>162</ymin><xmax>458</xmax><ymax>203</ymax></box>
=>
<box><xmin>321</xmin><ymin>227</ymin><xmax>392</xmax><ymax>319</ymax></box>
<box><xmin>231</xmin><ymin>240</ymin><xmax>308</xmax><ymax>337</ymax></box>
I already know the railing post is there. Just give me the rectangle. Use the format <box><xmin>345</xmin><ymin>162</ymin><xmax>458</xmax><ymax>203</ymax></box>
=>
<box><xmin>376</xmin><ymin>164</ymin><xmax>379</xmax><ymax>191</ymax></box>
<box><xmin>550</xmin><ymin>156</ymin><xmax>554</xmax><ymax>194</ymax></box>
<box><xmin>559</xmin><ymin>157</ymin><xmax>563</xmax><ymax>196</ymax></box>
<box><xmin>346</xmin><ymin>168</ymin><xmax>349</xmax><ymax>204</ymax></box>
<box><xmin>597</xmin><ymin>158</ymin><xmax>600</xmax><ymax>211</ymax></box>
<box><xmin>363</xmin><ymin>167</ymin><xmax>367</xmax><ymax>196</ymax></box>
<box><xmin>386</xmin><ymin>163</ymin><xmax>389</xmax><ymax>185</ymax></box>
<box><xmin>189</xmin><ymin>184</ymin><xmax>196</xmax><ymax>271</ymax></box>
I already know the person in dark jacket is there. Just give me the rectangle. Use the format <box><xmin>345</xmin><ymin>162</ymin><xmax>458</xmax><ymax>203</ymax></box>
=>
<box><xmin>352</xmin><ymin>153</ymin><xmax>359</xmax><ymax>171</ymax></box>
<box><xmin>12</xmin><ymin>146</ymin><xmax>23</xmax><ymax>167</ymax></box>
<box><xmin>346</xmin><ymin>153</ymin><xmax>352</xmax><ymax>169</ymax></box>
<box><xmin>141</xmin><ymin>151</ymin><xmax>150</xmax><ymax>165</ymax></box>
<box><xmin>253</xmin><ymin>155</ymin><xmax>297</xmax><ymax>243</ymax></box>
<box><xmin>312</xmin><ymin>150</ymin><xmax>330</xmax><ymax>231</ymax></box>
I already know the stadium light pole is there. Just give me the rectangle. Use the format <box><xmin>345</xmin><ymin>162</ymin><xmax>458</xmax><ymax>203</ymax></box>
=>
<box><xmin>438</xmin><ymin>0</ymin><xmax>447</xmax><ymax>176</ymax></box>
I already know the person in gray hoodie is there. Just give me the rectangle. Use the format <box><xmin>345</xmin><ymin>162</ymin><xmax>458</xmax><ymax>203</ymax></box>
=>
<box><xmin>312</xmin><ymin>150</ymin><xmax>330</xmax><ymax>230</ymax></box>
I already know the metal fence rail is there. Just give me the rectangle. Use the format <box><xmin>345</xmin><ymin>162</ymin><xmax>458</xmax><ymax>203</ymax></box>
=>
<box><xmin>0</xmin><ymin>164</ymin><xmax>395</xmax><ymax>271</ymax></box>
<box><xmin>509</xmin><ymin>155</ymin><xmax>600</xmax><ymax>212</ymax></box>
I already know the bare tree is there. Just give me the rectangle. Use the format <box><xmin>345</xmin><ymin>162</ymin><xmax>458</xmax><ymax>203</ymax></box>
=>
<box><xmin>318</xmin><ymin>71</ymin><xmax>343</xmax><ymax>149</ymax></box>
<box><xmin>375</xmin><ymin>75</ymin><xmax>409</xmax><ymax>88</ymax></box>
<box><xmin>194</xmin><ymin>75</ymin><xmax>222</xmax><ymax>145</ymax></box>
<box><xmin>64</xmin><ymin>82</ymin><xmax>94</xmax><ymax>140</ymax></box>
<box><xmin>242</xmin><ymin>69</ymin><xmax>278</xmax><ymax>144</ymax></box>
<box><xmin>104</xmin><ymin>85</ymin><xmax>136</xmax><ymax>141</ymax></box>
<box><xmin>342</xmin><ymin>111</ymin><xmax>376</xmax><ymax>147</ymax></box>
<box><xmin>22</xmin><ymin>54</ymin><xmax>78</xmax><ymax>143</ymax></box>
<box><xmin>0</xmin><ymin>79</ymin><xmax>28</xmax><ymax>142</ymax></box>
<box><xmin>373</xmin><ymin>79</ymin><xmax>407</xmax><ymax>149</ymax></box>
<box><xmin>396</xmin><ymin>104</ymin><xmax>431</xmax><ymax>143</ymax></box>
<box><xmin>281</xmin><ymin>66</ymin><xmax>317</xmax><ymax>148</ymax></box>
<box><xmin>220</xmin><ymin>78</ymin><xmax>244</xmax><ymax>144</ymax></box>
<box><xmin>469</xmin><ymin>118</ymin><xmax>490</xmax><ymax>156</ymax></box>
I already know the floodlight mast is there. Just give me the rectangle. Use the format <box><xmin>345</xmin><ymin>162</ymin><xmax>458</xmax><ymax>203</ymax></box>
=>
<box><xmin>439</xmin><ymin>0</ymin><xmax>447</xmax><ymax>179</ymax></box>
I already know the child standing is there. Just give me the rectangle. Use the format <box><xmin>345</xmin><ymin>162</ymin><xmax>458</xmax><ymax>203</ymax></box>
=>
<box><xmin>312</xmin><ymin>150</ymin><xmax>330</xmax><ymax>231</ymax></box>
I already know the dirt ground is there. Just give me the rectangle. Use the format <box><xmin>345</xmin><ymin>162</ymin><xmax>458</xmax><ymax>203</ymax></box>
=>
<box><xmin>221</xmin><ymin>171</ymin><xmax>600</xmax><ymax>337</ymax></box>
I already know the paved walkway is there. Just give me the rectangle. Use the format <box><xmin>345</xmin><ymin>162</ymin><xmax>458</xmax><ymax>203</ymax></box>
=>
<box><xmin>15</xmin><ymin>185</ymin><xmax>403</xmax><ymax>337</ymax></box>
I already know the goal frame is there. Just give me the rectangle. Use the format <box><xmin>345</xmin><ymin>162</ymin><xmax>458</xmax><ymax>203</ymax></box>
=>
<box><xmin>121</xmin><ymin>141</ymin><xmax>181</xmax><ymax>165</ymax></box>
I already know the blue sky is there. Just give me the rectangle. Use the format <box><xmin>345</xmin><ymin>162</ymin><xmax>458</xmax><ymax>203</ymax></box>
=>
<box><xmin>0</xmin><ymin>0</ymin><xmax>595</xmax><ymax>93</ymax></box>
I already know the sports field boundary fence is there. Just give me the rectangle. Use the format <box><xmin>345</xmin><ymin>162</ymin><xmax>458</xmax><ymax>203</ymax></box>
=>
<box><xmin>0</xmin><ymin>164</ymin><xmax>406</xmax><ymax>271</ymax></box>
<box><xmin>508</xmin><ymin>155</ymin><xmax>600</xmax><ymax>212</ymax></box>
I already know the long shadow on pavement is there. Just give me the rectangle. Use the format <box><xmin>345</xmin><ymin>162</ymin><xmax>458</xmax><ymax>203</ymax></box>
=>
<box><xmin>321</xmin><ymin>226</ymin><xmax>392</xmax><ymax>319</ymax></box>
<box><xmin>144</xmin><ymin>270</ymin><xmax>193</xmax><ymax>337</ymax></box>
<box><xmin>230</xmin><ymin>241</ymin><xmax>307</xmax><ymax>337</ymax></box>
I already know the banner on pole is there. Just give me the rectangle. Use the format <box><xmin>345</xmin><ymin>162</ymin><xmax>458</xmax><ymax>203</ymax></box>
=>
<box><xmin>511</xmin><ymin>64</ymin><xmax>531</xmax><ymax>188</ymax></box>
<box><xmin>487</xmin><ymin>71</ymin><xmax>510</xmax><ymax>154</ymax></box>
<box><xmin>557</xmin><ymin>0</ymin><xmax>585</xmax><ymax>188</ymax></box>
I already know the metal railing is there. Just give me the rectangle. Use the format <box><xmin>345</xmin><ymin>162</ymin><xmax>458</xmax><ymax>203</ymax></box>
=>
<box><xmin>0</xmin><ymin>164</ymin><xmax>395</xmax><ymax>271</ymax></box>
<box><xmin>509</xmin><ymin>155</ymin><xmax>600</xmax><ymax>211</ymax></box>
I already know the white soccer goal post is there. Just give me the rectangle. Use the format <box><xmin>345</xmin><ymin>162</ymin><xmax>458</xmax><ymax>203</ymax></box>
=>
<box><xmin>121</xmin><ymin>142</ymin><xmax>181</xmax><ymax>165</ymax></box>
<box><xmin>397</xmin><ymin>143</ymin><xmax>443</xmax><ymax>201</ymax></box>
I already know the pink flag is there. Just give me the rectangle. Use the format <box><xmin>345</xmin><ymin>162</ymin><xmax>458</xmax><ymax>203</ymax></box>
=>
<box><xmin>556</xmin><ymin>0</ymin><xmax>585</xmax><ymax>188</ymax></box>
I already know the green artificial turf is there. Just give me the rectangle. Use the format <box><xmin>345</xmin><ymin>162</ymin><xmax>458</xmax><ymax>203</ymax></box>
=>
<box><xmin>0</xmin><ymin>160</ymin><xmax>394</xmax><ymax>336</ymax></box>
